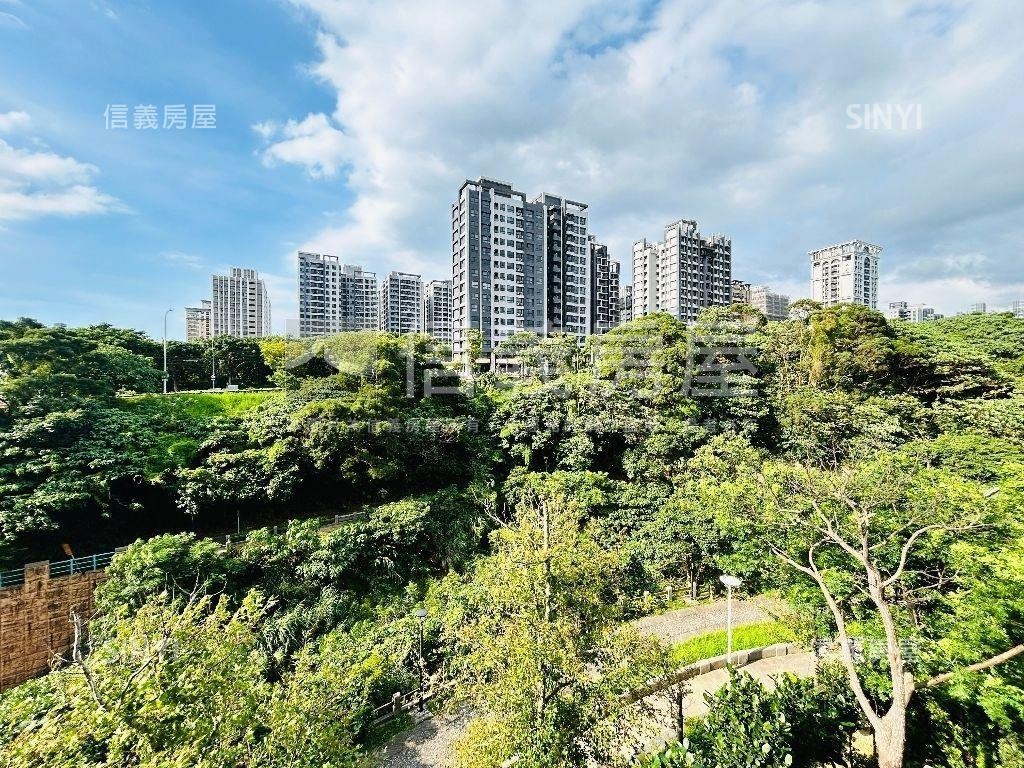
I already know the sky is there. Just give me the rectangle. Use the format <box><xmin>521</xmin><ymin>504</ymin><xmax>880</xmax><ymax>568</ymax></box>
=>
<box><xmin>1</xmin><ymin>0</ymin><xmax>1022</xmax><ymax>339</ymax></box>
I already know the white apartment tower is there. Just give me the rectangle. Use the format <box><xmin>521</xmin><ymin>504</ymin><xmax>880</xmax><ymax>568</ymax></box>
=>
<box><xmin>588</xmin><ymin>236</ymin><xmax>620</xmax><ymax>334</ymax></box>
<box><xmin>631</xmin><ymin>220</ymin><xmax>732</xmax><ymax>323</ymax></box>
<box><xmin>379</xmin><ymin>271</ymin><xmax>424</xmax><ymax>334</ymax></box>
<box><xmin>425</xmin><ymin>280</ymin><xmax>454</xmax><ymax>343</ymax></box>
<box><xmin>809</xmin><ymin>240</ymin><xmax>881</xmax><ymax>309</ymax></box>
<box><xmin>452</xmin><ymin>178</ymin><xmax>588</xmax><ymax>359</ymax></box>
<box><xmin>297</xmin><ymin>252</ymin><xmax>378</xmax><ymax>337</ymax></box>
<box><xmin>211</xmin><ymin>268</ymin><xmax>271</xmax><ymax>338</ymax></box>
<box><xmin>185</xmin><ymin>299</ymin><xmax>212</xmax><ymax>341</ymax></box>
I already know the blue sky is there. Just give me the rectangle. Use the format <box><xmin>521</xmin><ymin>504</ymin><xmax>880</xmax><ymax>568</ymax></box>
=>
<box><xmin>1</xmin><ymin>0</ymin><xmax>1023</xmax><ymax>338</ymax></box>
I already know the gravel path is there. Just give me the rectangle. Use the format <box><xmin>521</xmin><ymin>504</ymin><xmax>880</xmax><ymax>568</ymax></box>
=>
<box><xmin>633</xmin><ymin>595</ymin><xmax>785</xmax><ymax>646</ymax></box>
<box><xmin>376</xmin><ymin>713</ymin><xmax>469</xmax><ymax>768</ymax></box>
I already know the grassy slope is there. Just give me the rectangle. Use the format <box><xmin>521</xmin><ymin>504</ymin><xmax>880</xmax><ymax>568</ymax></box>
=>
<box><xmin>117</xmin><ymin>391</ymin><xmax>280</xmax><ymax>474</ymax></box>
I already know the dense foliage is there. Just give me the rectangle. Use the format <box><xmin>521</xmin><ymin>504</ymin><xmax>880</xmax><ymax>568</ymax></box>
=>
<box><xmin>2</xmin><ymin>307</ymin><xmax>1024</xmax><ymax>766</ymax></box>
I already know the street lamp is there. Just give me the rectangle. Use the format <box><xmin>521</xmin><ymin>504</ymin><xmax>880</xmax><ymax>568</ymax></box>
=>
<box><xmin>162</xmin><ymin>309</ymin><xmax>173</xmax><ymax>394</ymax></box>
<box><xmin>210</xmin><ymin>336</ymin><xmax>217</xmax><ymax>391</ymax></box>
<box><xmin>719</xmin><ymin>574</ymin><xmax>743</xmax><ymax>666</ymax></box>
<box><xmin>414</xmin><ymin>608</ymin><xmax>428</xmax><ymax>711</ymax></box>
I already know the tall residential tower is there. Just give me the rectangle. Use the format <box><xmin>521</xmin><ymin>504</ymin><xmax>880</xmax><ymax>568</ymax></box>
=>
<box><xmin>297</xmin><ymin>252</ymin><xmax>378</xmax><ymax>337</ymax></box>
<box><xmin>631</xmin><ymin>219</ymin><xmax>732</xmax><ymax>323</ymax></box>
<box><xmin>378</xmin><ymin>271</ymin><xmax>424</xmax><ymax>334</ymax></box>
<box><xmin>809</xmin><ymin>240</ymin><xmax>881</xmax><ymax>309</ymax></box>
<box><xmin>211</xmin><ymin>268</ymin><xmax>271</xmax><ymax>338</ymax></box>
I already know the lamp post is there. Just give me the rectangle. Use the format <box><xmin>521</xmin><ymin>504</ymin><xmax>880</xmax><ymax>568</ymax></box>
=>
<box><xmin>719</xmin><ymin>574</ymin><xmax>742</xmax><ymax>666</ymax></box>
<box><xmin>414</xmin><ymin>608</ymin><xmax>427</xmax><ymax>711</ymax></box>
<box><xmin>210</xmin><ymin>336</ymin><xmax>217</xmax><ymax>391</ymax></box>
<box><xmin>162</xmin><ymin>309</ymin><xmax>173</xmax><ymax>394</ymax></box>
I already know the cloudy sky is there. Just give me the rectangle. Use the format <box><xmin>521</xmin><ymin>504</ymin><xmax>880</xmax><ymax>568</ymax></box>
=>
<box><xmin>1</xmin><ymin>0</ymin><xmax>1022</xmax><ymax>338</ymax></box>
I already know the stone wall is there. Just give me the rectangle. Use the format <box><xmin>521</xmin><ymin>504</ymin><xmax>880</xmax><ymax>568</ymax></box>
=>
<box><xmin>0</xmin><ymin>561</ymin><xmax>108</xmax><ymax>692</ymax></box>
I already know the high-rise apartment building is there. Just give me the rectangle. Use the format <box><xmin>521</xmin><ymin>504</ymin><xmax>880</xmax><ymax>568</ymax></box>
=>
<box><xmin>424</xmin><ymin>280</ymin><xmax>454</xmax><ymax>344</ymax></box>
<box><xmin>378</xmin><ymin>271</ymin><xmax>424</xmax><ymax>334</ymax></box>
<box><xmin>631</xmin><ymin>219</ymin><xmax>732</xmax><ymax>323</ymax></box>
<box><xmin>970</xmin><ymin>302</ymin><xmax>987</xmax><ymax>314</ymax></box>
<box><xmin>809</xmin><ymin>240</ymin><xmax>881</xmax><ymax>309</ymax></box>
<box><xmin>749</xmin><ymin>285</ymin><xmax>790</xmax><ymax>321</ymax></box>
<box><xmin>588</xmin><ymin>236</ymin><xmax>620</xmax><ymax>334</ymax></box>
<box><xmin>619</xmin><ymin>284</ymin><xmax>633</xmax><ymax>325</ymax></box>
<box><xmin>631</xmin><ymin>239</ymin><xmax>660</xmax><ymax>320</ymax></box>
<box><xmin>184</xmin><ymin>299</ymin><xmax>211</xmax><ymax>341</ymax></box>
<box><xmin>1013</xmin><ymin>300</ymin><xmax>1024</xmax><ymax>318</ymax></box>
<box><xmin>451</xmin><ymin>177</ymin><xmax>590</xmax><ymax>359</ymax></box>
<box><xmin>538</xmin><ymin>193</ymin><xmax>591</xmax><ymax>339</ymax></box>
<box><xmin>210</xmin><ymin>268</ymin><xmax>271</xmax><ymax>338</ymax></box>
<box><xmin>297</xmin><ymin>252</ymin><xmax>378</xmax><ymax>337</ymax></box>
<box><xmin>731</xmin><ymin>280</ymin><xmax>751</xmax><ymax>304</ymax></box>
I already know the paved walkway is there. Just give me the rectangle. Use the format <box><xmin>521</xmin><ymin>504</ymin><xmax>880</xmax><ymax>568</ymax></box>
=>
<box><xmin>376</xmin><ymin>598</ymin><xmax>801</xmax><ymax>768</ymax></box>
<box><xmin>634</xmin><ymin>595</ymin><xmax>785</xmax><ymax>645</ymax></box>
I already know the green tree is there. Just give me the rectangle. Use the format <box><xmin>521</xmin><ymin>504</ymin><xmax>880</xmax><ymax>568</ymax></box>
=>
<box><xmin>442</xmin><ymin>486</ymin><xmax>670</xmax><ymax>768</ymax></box>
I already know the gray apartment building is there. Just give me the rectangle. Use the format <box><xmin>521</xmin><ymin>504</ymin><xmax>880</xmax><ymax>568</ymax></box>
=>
<box><xmin>210</xmin><ymin>268</ymin><xmax>271</xmax><ymax>338</ymax></box>
<box><xmin>619</xmin><ymin>283</ymin><xmax>633</xmax><ymax>326</ymax></box>
<box><xmin>632</xmin><ymin>219</ymin><xmax>732</xmax><ymax>323</ymax></box>
<box><xmin>588</xmin><ymin>236</ymin><xmax>620</xmax><ymax>334</ymax></box>
<box><xmin>297</xmin><ymin>252</ymin><xmax>378</xmax><ymax>337</ymax></box>
<box><xmin>378</xmin><ymin>271</ymin><xmax>424</xmax><ymax>334</ymax></box>
<box><xmin>425</xmin><ymin>279</ymin><xmax>454</xmax><ymax>344</ymax></box>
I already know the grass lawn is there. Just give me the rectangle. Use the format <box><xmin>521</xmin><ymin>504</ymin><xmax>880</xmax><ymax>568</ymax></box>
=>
<box><xmin>671</xmin><ymin>620</ymin><xmax>797</xmax><ymax>666</ymax></box>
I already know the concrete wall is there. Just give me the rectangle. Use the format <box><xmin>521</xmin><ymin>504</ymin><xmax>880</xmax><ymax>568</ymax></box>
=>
<box><xmin>0</xmin><ymin>561</ymin><xmax>107</xmax><ymax>692</ymax></box>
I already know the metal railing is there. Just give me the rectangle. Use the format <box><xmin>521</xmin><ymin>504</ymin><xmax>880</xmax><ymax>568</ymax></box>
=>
<box><xmin>0</xmin><ymin>551</ymin><xmax>115</xmax><ymax>590</ymax></box>
<box><xmin>0</xmin><ymin>511</ymin><xmax>371</xmax><ymax>590</ymax></box>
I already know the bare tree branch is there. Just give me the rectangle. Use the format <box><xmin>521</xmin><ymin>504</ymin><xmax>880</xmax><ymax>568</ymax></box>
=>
<box><xmin>924</xmin><ymin>644</ymin><xmax>1024</xmax><ymax>688</ymax></box>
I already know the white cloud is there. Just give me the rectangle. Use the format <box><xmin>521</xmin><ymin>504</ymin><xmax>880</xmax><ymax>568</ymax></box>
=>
<box><xmin>259</xmin><ymin>0</ymin><xmax>1024</xmax><ymax>314</ymax></box>
<box><xmin>254</xmin><ymin>112</ymin><xmax>349</xmax><ymax>178</ymax></box>
<box><xmin>0</xmin><ymin>127</ymin><xmax>123</xmax><ymax>221</ymax></box>
<box><xmin>0</xmin><ymin>185</ymin><xmax>122</xmax><ymax>221</ymax></box>
<box><xmin>0</xmin><ymin>111</ymin><xmax>31</xmax><ymax>132</ymax></box>
<box><xmin>162</xmin><ymin>251</ymin><xmax>205</xmax><ymax>270</ymax></box>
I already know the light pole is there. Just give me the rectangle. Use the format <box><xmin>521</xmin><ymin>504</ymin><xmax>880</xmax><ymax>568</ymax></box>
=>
<box><xmin>210</xmin><ymin>336</ymin><xmax>217</xmax><ymax>391</ymax></box>
<box><xmin>162</xmin><ymin>309</ymin><xmax>173</xmax><ymax>394</ymax></box>
<box><xmin>414</xmin><ymin>607</ymin><xmax>427</xmax><ymax>711</ymax></box>
<box><xmin>719</xmin><ymin>574</ymin><xmax>742</xmax><ymax>666</ymax></box>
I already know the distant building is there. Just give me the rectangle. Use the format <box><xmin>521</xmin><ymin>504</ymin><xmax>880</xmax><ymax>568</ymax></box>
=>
<box><xmin>971</xmin><ymin>302</ymin><xmax>987</xmax><ymax>314</ymax></box>
<box><xmin>631</xmin><ymin>219</ymin><xmax>732</xmax><ymax>323</ymax></box>
<box><xmin>731</xmin><ymin>280</ymin><xmax>751</xmax><ymax>304</ymax></box>
<box><xmin>810</xmin><ymin>240</ymin><xmax>881</xmax><ymax>309</ymax></box>
<box><xmin>907</xmin><ymin>304</ymin><xmax>936</xmax><ymax>322</ymax></box>
<box><xmin>379</xmin><ymin>271</ymin><xmax>424</xmax><ymax>334</ymax></box>
<box><xmin>1013</xmin><ymin>300</ymin><xmax>1024</xmax><ymax>318</ymax></box>
<box><xmin>886</xmin><ymin>301</ymin><xmax>936</xmax><ymax>322</ymax></box>
<box><xmin>297</xmin><ymin>252</ymin><xmax>378</xmax><ymax>337</ymax></box>
<box><xmin>749</xmin><ymin>285</ymin><xmax>790</xmax><ymax>321</ymax></box>
<box><xmin>210</xmin><ymin>268</ymin><xmax>271</xmax><ymax>338</ymax></box>
<box><xmin>588</xmin><ymin>236</ymin><xmax>620</xmax><ymax>334</ymax></box>
<box><xmin>425</xmin><ymin>279</ymin><xmax>453</xmax><ymax>343</ymax></box>
<box><xmin>619</xmin><ymin>284</ymin><xmax>633</xmax><ymax>325</ymax></box>
<box><xmin>885</xmin><ymin>301</ymin><xmax>909</xmax><ymax>321</ymax></box>
<box><xmin>184</xmin><ymin>299</ymin><xmax>211</xmax><ymax>341</ymax></box>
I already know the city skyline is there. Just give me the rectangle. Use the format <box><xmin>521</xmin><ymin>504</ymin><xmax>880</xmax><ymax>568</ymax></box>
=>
<box><xmin>2</xmin><ymin>2</ymin><xmax>1023</xmax><ymax>338</ymax></box>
